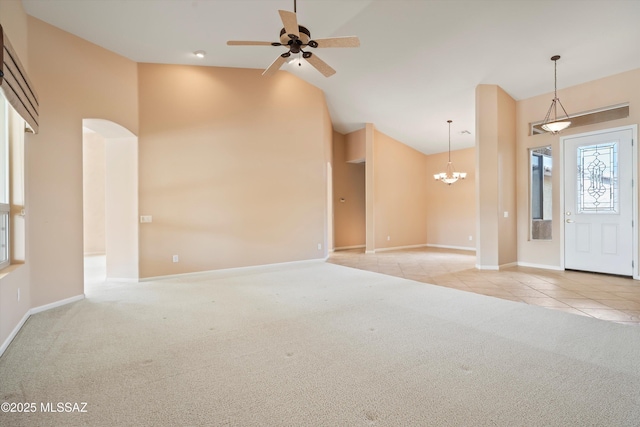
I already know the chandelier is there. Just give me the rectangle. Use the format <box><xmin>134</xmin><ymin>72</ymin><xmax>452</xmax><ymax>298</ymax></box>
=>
<box><xmin>434</xmin><ymin>120</ymin><xmax>466</xmax><ymax>185</ymax></box>
<box><xmin>541</xmin><ymin>55</ymin><xmax>571</xmax><ymax>134</ymax></box>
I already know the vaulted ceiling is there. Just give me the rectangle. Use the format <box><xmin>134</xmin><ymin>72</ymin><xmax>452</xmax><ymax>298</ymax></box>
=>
<box><xmin>22</xmin><ymin>0</ymin><xmax>640</xmax><ymax>154</ymax></box>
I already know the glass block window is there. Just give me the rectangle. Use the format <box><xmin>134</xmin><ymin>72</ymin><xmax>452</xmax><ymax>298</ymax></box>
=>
<box><xmin>577</xmin><ymin>142</ymin><xmax>617</xmax><ymax>213</ymax></box>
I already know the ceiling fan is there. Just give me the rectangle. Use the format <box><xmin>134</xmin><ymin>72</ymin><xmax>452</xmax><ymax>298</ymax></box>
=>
<box><xmin>226</xmin><ymin>0</ymin><xmax>360</xmax><ymax>77</ymax></box>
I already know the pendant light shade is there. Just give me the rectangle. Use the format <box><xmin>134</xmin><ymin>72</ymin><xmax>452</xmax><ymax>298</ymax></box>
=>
<box><xmin>541</xmin><ymin>55</ymin><xmax>571</xmax><ymax>134</ymax></box>
<box><xmin>434</xmin><ymin>120</ymin><xmax>466</xmax><ymax>185</ymax></box>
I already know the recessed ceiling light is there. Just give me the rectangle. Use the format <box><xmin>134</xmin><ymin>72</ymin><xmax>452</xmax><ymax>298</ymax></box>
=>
<box><xmin>194</xmin><ymin>50</ymin><xmax>206</xmax><ymax>58</ymax></box>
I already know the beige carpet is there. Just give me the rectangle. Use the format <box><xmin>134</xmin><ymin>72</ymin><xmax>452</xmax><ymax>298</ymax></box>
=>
<box><xmin>1</xmin><ymin>261</ymin><xmax>639</xmax><ymax>426</ymax></box>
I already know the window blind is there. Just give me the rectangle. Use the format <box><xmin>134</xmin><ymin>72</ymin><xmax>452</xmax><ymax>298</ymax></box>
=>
<box><xmin>0</xmin><ymin>24</ymin><xmax>39</xmax><ymax>133</ymax></box>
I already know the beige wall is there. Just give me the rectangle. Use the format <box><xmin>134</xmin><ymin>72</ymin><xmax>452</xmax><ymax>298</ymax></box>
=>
<box><xmin>27</xmin><ymin>16</ymin><xmax>139</xmax><ymax>306</ymax></box>
<box><xmin>105</xmin><ymin>137</ymin><xmax>138</xmax><ymax>280</ymax></box>
<box><xmin>83</xmin><ymin>131</ymin><xmax>106</xmax><ymax>255</ymax></box>
<box><xmin>0</xmin><ymin>0</ymin><xmax>28</xmax><ymax>66</ymax></box>
<box><xmin>373</xmin><ymin>128</ymin><xmax>428</xmax><ymax>250</ymax></box>
<box><xmin>333</xmin><ymin>130</ymin><xmax>365</xmax><ymax>249</ymax></box>
<box><xmin>476</xmin><ymin>85</ymin><xmax>517</xmax><ymax>268</ymax></box>
<box><xmin>345</xmin><ymin>128</ymin><xmax>365</xmax><ymax>163</ymax></box>
<box><xmin>322</xmin><ymin>99</ymin><xmax>333</xmax><ymax>257</ymax></box>
<box><xmin>82</xmin><ymin>131</ymin><xmax>138</xmax><ymax>278</ymax></box>
<box><xmin>137</xmin><ymin>63</ymin><xmax>330</xmax><ymax>278</ymax></box>
<box><xmin>517</xmin><ymin>68</ymin><xmax>640</xmax><ymax>269</ymax></box>
<box><xmin>425</xmin><ymin>147</ymin><xmax>476</xmax><ymax>250</ymax></box>
<box><xmin>365</xmin><ymin>123</ymin><xmax>375</xmax><ymax>253</ymax></box>
<box><xmin>476</xmin><ymin>85</ymin><xmax>499</xmax><ymax>267</ymax></box>
<box><xmin>497</xmin><ymin>88</ymin><xmax>517</xmax><ymax>266</ymax></box>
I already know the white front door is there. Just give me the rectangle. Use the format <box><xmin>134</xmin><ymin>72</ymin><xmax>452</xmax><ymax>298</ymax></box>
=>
<box><xmin>563</xmin><ymin>128</ymin><xmax>634</xmax><ymax>276</ymax></box>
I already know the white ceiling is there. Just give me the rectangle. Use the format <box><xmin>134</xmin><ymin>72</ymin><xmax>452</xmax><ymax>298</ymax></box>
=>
<box><xmin>22</xmin><ymin>0</ymin><xmax>640</xmax><ymax>154</ymax></box>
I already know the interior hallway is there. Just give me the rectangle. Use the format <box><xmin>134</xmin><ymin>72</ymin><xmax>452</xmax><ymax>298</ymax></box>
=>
<box><xmin>328</xmin><ymin>247</ymin><xmax>640</xmax><ymax>327</ymax></box>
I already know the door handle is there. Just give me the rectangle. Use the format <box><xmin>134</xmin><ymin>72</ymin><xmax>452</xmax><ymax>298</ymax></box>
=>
<box><xmin>566</xmin><ymin>219</ymin><xmax>574</xmax><ymax>223</ymax></box>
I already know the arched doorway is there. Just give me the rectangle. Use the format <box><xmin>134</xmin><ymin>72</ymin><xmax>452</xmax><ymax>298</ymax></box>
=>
<box><xmin>82</xmin><ymin>119</ymin><xmax>138</xmax><ymax>286</ymax></box>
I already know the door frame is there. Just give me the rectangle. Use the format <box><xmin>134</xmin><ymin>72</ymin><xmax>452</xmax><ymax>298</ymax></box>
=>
<box><xmin>559</xmin><ymin>124</ymin><xmax>639</xmax><ymax>279</ymax></box>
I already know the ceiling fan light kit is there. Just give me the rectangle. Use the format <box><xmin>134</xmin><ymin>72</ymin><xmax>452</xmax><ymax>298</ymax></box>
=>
<box><xmin>541</xmin><ymin>55</ymin><xmax>572</xmax><ymax>134</ymax></box>
<box><xmin>434</xmin><ymin>120</ymin><xmax>466</xmax><ymax>185</ymax></box>
<box><xmin>226</xmin><ymin>0</ymin><xmax>360</xmax><ymax>77</ymax></box>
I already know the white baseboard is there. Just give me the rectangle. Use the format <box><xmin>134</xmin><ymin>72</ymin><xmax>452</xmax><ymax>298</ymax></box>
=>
<box><xmin>499</xmin><ymin>262</ymin><xmax>518</xmax><ymax>269</ymax></box>
<box><xmin>106</xmin><ymin>277</ymin><xmax>140</xmax><ymax>283</ymax></box>
<box><xmin>1</xmin><ymin>294</ymin><xmax>85</xmax><ymax>358</ymax></box>
<box><xmin>0</xmin><ymin>310</ymin><xmax>30</xmax><ymax>357</ymax></box>
<box><xmin>475</xmin><ymin>264</ymin><xmax>500</xmax><ymax>270</ymax></box>
<box><xmin>30</xmin><ymin>294</ymin><xmax>85</xmax><ymax>315</ymax></box>
<box><xmin>374</xmin><ymin>244</ymin><xmax>427</xmax><ymax>253</ymax></box>
<box><xmin>426</xmin><ymin>244</ymin><xmax>476</xmax><ymax>252</ymax></box>
<box><xmin>517</xmin><ymin>262</ymin><xmax>564</xmax><ymax>271</ymax></box>
<box><xmin>140</xmin><ymin>257</ymin><xmax>327</xmax><ymax>282</ymax></box>
<box><xmin>334</xmin><ymin>245</ymin><xmax>366</xmax><ymax>251</ymax></box>
<box><xmin>475</xmin><ymin>262</ymin><xmax>520</xmax><ymax>270</ymax></box>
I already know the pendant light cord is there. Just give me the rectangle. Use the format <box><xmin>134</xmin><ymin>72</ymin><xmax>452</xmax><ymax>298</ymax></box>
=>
<box><xmin>554</xmin><ymin>58</ymin><xmax>558</xmax><ymax>101</ymax></box>
<box><xmin>553</xmin><ymin>58</ymin><xmax>558</xmax><ymax>120</ymax></box>
<box><xmin>448</xmin><ymin>120</ymin><xmax>452</xmax><ymax>163</ymax></box>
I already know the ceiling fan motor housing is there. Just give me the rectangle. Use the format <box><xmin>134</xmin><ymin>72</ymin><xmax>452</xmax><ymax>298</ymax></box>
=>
<box><xmin>280</xmin><ymin>25</ymin><xmax>311</xmax><ymax>44</ymax></box>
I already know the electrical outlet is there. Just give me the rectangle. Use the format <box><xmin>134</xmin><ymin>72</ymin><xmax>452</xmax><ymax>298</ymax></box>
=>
<box><xmin>469</xmin><ymin>235</ymin><xmax>473</xmax><ymax>241</ymax></box>
<box><xmin>387</xmin><ymin>235</ymin><xmax>391</xmax><ymax>241</ymax></box>
<box><xmin>503</xmin><ymin>211</ymin><xmax>509</xmax><ymax>218</ymax></box>
<box><xmin>317</xmin><ymin>243</ymin><xmax>322</xmax><ymax>250</ymax></box>
<box><xmin>172</xmin><ymin>255</ymin><xmax>179</xmax><ymax>263</ymax></box>
<box><xmin>140</xmin><ymin>215</ymin><xmax>153</xmax><ymax>223</ymax></box>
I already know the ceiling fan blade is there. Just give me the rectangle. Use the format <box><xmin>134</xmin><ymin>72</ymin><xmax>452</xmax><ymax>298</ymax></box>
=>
<box><xmin>227</xmin><ymin>41</ymin><xmax>277</xmax><ymax>46</ymax></box>
<box><xmin>304</xmin><ymin>53</ymin><xmax>336</xmax><ymax>77</ymax></box>
<box><xmin>310</xmin><ymin>36</ymin><xmax>360</xmax><ymax>48</ymax></box>
<box><xmin>262</xmin><ymin>55</ymin><xmax>288</xmax><ymax>77</ymax></box>
<box><xmin>278</xmin><ymin>10</ymin><xmax>299</xmax><ymax>38</ymax></box>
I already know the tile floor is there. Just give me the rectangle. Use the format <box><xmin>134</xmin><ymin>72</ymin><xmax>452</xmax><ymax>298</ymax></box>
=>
<box><xmin>327</xmin><ymin>247</ymin><xmax>640</xmax><ymax>327</ymax></box>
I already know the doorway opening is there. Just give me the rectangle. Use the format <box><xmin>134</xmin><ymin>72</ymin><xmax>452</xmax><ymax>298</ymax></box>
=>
<box><xmin>82</xmin><ymin>119</ymin><xmax>139</xmax><ymax>289</ymax></box>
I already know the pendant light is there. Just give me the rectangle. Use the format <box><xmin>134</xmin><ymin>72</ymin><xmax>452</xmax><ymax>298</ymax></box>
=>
<box><xmin>434</xmin><ymin>120</ymin><xmax>466</xmax><ymax>185</ymax></box>
<box><xmin>541</xmin><ymin>55</ymin><xmax>571</xmax><ymax>134</ymax></box>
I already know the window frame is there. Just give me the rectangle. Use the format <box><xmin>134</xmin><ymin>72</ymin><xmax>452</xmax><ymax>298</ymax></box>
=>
<box><xmin>0</xmin><ymin>96</ymin><xmax>9</xmax><ymax>269</ymax></box>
